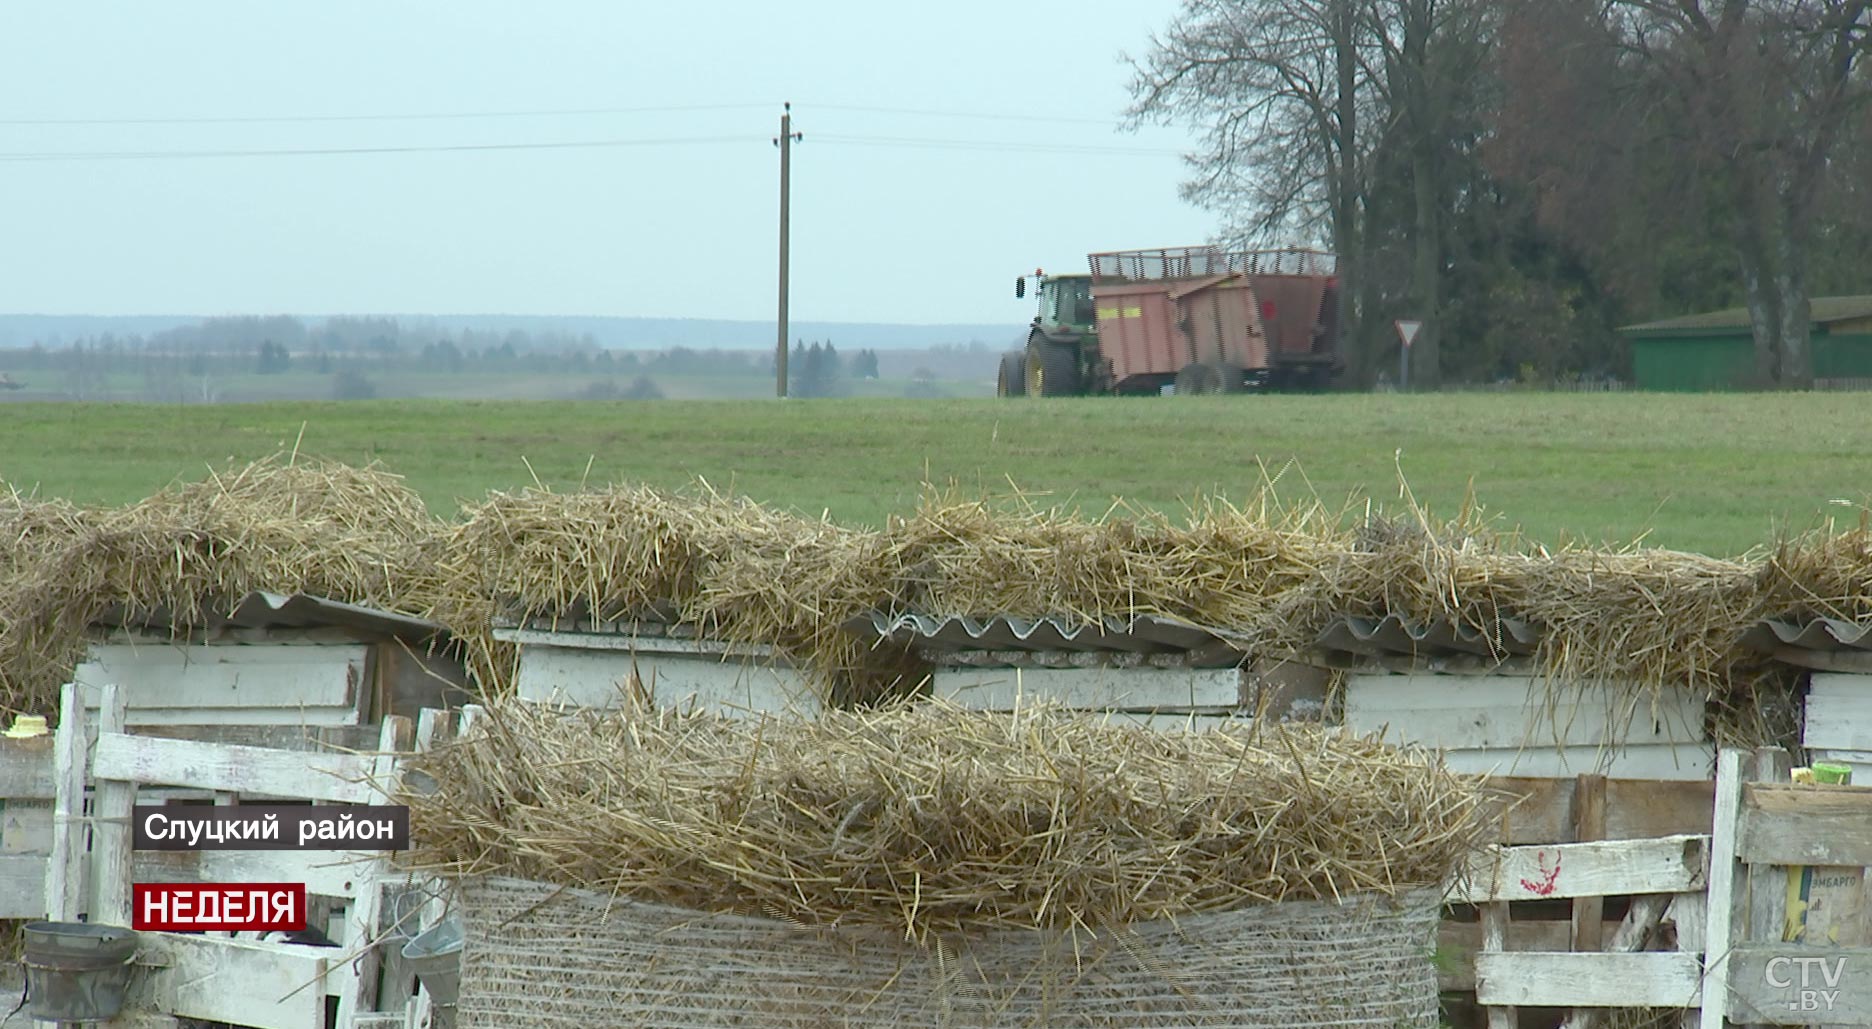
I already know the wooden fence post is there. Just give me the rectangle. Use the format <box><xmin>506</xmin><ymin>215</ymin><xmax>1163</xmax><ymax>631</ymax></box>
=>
<box><xmin>47</xmin><ymin>683</ymin><xmax>90</xmax><ymax>923</ymax></box>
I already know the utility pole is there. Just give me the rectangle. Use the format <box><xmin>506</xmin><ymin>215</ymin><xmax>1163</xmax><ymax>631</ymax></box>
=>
<box><xmin>775</xmin><ymin>102</ymin><xmax>802</xmax><ymax>398</ymax></box>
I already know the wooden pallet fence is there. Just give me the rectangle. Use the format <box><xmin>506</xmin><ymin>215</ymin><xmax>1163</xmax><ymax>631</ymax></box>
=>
<box><xmin>1455</xmin><ymin>831</ymin><xmax>1710</xmax><ymax>1027</ymax></box>
<box><xmin>1439</xmin><ymin>772</ymin><xmax>1715</xmax><ymax>1002</ymax></box>
<box><xmin>0</xmin><ymin>724</ymin><xmax>58</xmax><ymax>919</ymax></box>
<box><xmin>50</xmin><ymin>681</ymin><xmax>437</xmax><ymax>1029</ymax></box>
<box><xmin>1700</xmin><ymin>748</ymin><xmax>1872</xmax><ymax>1029</ymax></box>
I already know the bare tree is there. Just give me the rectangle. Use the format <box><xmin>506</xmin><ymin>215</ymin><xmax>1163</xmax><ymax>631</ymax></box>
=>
<box><xmin>1126</xmin><ymin>0</ymin><xmax>1493</xmax><ymax>387</ymax></box>
<box><xmin>1360</xmin><ymin>0</ymin><xmax>1496</xmax><ymax>389</ymax></box>
<box><xmin>1126</xmin><ymin>0</ymin><xmax>1381</xmax><ymax>377</ymax></box>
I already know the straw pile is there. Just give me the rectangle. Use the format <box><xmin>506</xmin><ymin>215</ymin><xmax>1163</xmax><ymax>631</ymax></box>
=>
<box><xmin>0</xmin><ymin>456</ymin><xmax>461</xmax><ymax>714</ymax></box>
<box><xmin>449</xmin><ymin>478</ymin><xmax>1784</xmax><ymax>720</ymax></box>
<box><xmin>401</xmin><ymin>696</ymin><xmax>1489</xmax><ymax>942</ymax></box>
<box><xmin>4</xmin><ymin>454</ymin><xmax>1866</xmax><ymax>734</ymax></box>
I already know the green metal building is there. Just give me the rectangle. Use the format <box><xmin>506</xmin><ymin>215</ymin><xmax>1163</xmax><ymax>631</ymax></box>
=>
<box><xmin>1620</xmin><ymin>295</ymin><xmax>1872</xmax><ymax>390</ymax></box>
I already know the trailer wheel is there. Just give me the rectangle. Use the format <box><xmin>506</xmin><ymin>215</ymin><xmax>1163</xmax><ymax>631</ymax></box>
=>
<box><xmin>1174</xmin><ymin>363</ymin><xmax>1218</xmax><ymax>395</ymax></box>
<box><xmin>996</xmin><ymin>351</ymin><xmax>1027</xmax><ymax>397</ymax></box>
<box><xmin>1176</xmin><ymin>363</ymin><xmax>1246</xmax><ymax>394</ymax></box>
<box><xmin>1210</xmin><ymin>362</ymin><xmax>1247</xmax><ymax>393</ymax></box>
<box><xmin>1026</xmin><ymin>339</ymin><xmax>1082</xmax><ymax>397</ymax></box>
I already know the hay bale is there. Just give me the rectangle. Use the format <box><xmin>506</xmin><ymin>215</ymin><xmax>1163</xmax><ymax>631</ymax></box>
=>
<box><xmin>401</xmin><ymin>698</ymin><xmax>1487</xmax><ymax>939</ymax></box>
<box><xmin>455</xmin><ymin>874</ymin><xmax>1445</xmax><ymax>1029</ymax></box>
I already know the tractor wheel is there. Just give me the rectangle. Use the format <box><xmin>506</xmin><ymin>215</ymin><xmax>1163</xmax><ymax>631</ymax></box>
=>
<box><xmin>1025</xmin><ymin>338</ymin><xmax>1082</xmax><ymax>397</ymax></box>
<box><xmin>996</xmin><ymin>351</ymin><xmax>1027</xmax><ymax>397</ymax></box>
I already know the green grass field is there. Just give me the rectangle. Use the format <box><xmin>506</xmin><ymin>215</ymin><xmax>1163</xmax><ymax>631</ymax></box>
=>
<box><xmin>3</xmin><ymin>393</ymin><xmax>1866</xmax><ymax>557</ymax></box>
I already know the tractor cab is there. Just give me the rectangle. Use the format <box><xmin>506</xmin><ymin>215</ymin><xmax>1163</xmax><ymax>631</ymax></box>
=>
<box><xmin>1016</xmin><ymin>272</ymin><xmax>1097</xmax><ymax>337</ymax></box>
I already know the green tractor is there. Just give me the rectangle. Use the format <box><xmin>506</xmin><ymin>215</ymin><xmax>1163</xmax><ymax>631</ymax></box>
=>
<box><xmin>996</xmin><ymin>271</ymin><xmax>1100</xmax><ymax>397</ymax></box>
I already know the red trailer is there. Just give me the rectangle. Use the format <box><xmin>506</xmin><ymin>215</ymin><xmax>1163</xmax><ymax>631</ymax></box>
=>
<box><xmin>997</xmin><ymin>245</ymin><xmax>1342</xmax><ymax>397</ymax></box>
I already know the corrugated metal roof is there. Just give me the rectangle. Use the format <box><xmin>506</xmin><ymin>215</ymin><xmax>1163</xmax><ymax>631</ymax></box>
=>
<box><xmin>1740</xmin><ymin>617</ymin><xmax>1872</xmax><ymax>654</ymax></box>
<box><xmin>1620</xmin><ymin>295</ymin><xmax>1872</xmax><ymax>335</ymax></box>
<box><xmin>1314</xmin><ymin>614</ymin><xmax>1539</xmax><ymax>662</ymax></box>
<box><xmin>95</xmin><ymin>591</ymin><xmax>448</xmax><ymax>642</ymax></box>
<box><xmin>847</xmin><ymin>612</ymin><xmax>1232</xmax><ymax>655</ymax></box>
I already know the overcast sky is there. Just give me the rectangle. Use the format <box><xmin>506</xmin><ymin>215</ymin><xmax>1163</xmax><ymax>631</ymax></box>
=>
<box><xmin>0</xmin><ymin>2</ymin><xmax>1222</xmax><ymax>327</ymax></box>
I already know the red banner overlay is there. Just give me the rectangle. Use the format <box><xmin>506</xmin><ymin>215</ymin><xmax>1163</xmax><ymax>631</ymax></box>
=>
<box><xmin>133</xmin><ymin>883</ymin><xmax>306</xmax><ymax>932</ymax></box>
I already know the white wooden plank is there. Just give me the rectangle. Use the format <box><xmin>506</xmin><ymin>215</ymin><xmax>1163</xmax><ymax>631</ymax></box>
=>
<box><xmin>1099</xmin><ymin>712</ymin><xmax>1248</xmax><ymax>733</ymax></box>
<box><xmin>333</xmin><ymin>715</ymin><xmax>410</xmax><ymax>1026</ymax></box>
<box><xmin>931</xmin><ymin>666</ymin><xmax>1241</xmax><ymax>710</ymax></box>
<box><xmin>516</xmin><ymin>646</ymin><xmax>820</xmax><ymax>716</ymax></box>
<box><xmin>1345</xmin><ymin>675</ymin><xmax>1705</xmax><ymax>747</ymax></box>
<box><xmin>1452</xmin><ymin>834</ymin><xmax>1709</xmax><ymax>904</ymax></box>
<box><xmin>138</xmin><ymin>933</ymin><xmax>330</xmax><ymax>1029</ymax></box>
<box><xmin>1667</xmin><ymin>891</ymin><xmax>1707</xmax><ymax>952</ymax></box>
<box><xmin>1699</xmin><ymin>749</ymin><xmax>1747</xmax><ymax>1029</ymax></box>
<box><xmin>495</xmin><ymin>625</ymin><xmax>777</xmax><ymax>658</ymax></box>
<box><xmin>1804</xmin><ymin>674</ymin><xmax>1872</xmax><ymax>752</ymax></box>
<box><xmin>47</xmin><ymin>682</ymin><xmax>89</xmax><ymax>922</ymax></box>
<box><xmin>76</xmin><ymin>643</ymin><xmax>367</xmax><ymax>726</ymax></box>
<box><xmin>0</xmin><ymin>801</ymin><xmax>53</xmax><ymax>855</ymax></box>
<box><xmin>131</xmin><ymin>848</ymin><xmax>376</xmax><ymax>901</ymax></box>
<box><xmin>1481</xmin><ymin>900</ymin><xmax>1515</xmax><ymax>1029</ymax></box>
<box><xmin>90</xmin><ymin>706</ymin><xmax>365</xmax><ymax>728</ymax></box>
<box><xmin>0</xmin><ymin>737</ymin><xmax>56</xmax><ymax>798</ymax></box>
<box><xmin>1737</xmin><ymin>782</ymin><xmax>1872</xmax><ymax>868</ymax></box>
<box><xmin>1436</xmin><ymin>743</ymin><xmax>1713</xmax><ymax>781</ymax></box>
<box><xmin>0</xmin><ymin>853</ymin><xmax>48</xmax><ymax>919</ymax></box>
<box><xmin>92</xmin><ymin>684</ymin><xmax>134</xmax><ymax>928</ymax></box>
<box><xmin>1558</xmin><ymin>895</ymin><xmax>1673</xmax><ymax>1029</ymax></box>
<box><xmin>93</xmin><ymin>732</ymin><xmax>381</xmax><ymax>803</ymax></box>
<box><xmin>1475</xmin><ymin>952</ymin><xmax>1703</xmax><ymax>1007</ymax></box>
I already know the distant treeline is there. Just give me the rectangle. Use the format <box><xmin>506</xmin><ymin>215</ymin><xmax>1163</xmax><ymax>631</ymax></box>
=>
<box><xmin>0</xmin><ymin>315</ymin><xmax>900</xmax><ymax>402</ymax></box>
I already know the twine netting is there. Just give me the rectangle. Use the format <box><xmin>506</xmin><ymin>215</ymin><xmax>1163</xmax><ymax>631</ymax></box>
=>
<box><xmin>454</xmin><ymin>875</ymin><xmax>1443</xmax><ymax>1029</ymax></box>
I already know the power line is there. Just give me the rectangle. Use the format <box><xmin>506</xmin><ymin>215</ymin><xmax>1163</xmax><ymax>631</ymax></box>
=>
<box><xmin>807</xmin><ymin>103</ymin><xmax>1123</xmax><ymax>126</ymax></box>
<box><xmin>0</xmin><ymin>103</ymin><xmax>773</xmax><ymax>127</ymax></box>
<box><xmin>810</xmin><ymin>133</ymin><xmax>1184</xmax><ymax>157</ymax></box>
<box><xmin>0</xmin><ymin>135</ymin><xmax>757</xmax><ymax>162</ymax></box>
<box><xmin>0</xmin><ymin>132</ymin><xmax>1184</xmax><ymax>163</ymax></box>
<box><xmin>0</xmin><ymin>101</ymin><xmax>1132</xmax><ymax>129</ymax></box>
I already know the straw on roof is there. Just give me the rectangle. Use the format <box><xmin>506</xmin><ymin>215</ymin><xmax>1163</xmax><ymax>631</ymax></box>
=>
<box><xmin>400</xmin><ymin>697</ymin><xmax>1488</xmax><ymax>942</ymax></box>
<box><xmin>0</xmin><ymin>456</ymin><xmax>459</xmax><ymax>713</ymax></box>
<box><xmin>1</xmin><ymin>455</ymin><xmax>1864</xmax><ymax>739</ymax></box>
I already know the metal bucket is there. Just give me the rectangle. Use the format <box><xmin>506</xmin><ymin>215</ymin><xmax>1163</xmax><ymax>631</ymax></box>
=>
<box><xmin>401</xmin><ymin>916</ymin><xmax>463</xmax><ymax>1007</ymax></box>
<box><xmin>20</xmin><ymin>922</ymin><xmax>139</xmax><ymax>1022</ymax></box>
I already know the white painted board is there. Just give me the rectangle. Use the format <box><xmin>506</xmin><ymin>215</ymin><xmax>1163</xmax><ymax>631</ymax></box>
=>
<box><xmin>1475</xmin><ymin>951</ymin><xmax>1702</xmax><ymax>1007</ymax></box>
<box><xmin>931</xmin><ymin>666</ymin><xmax>1241</xmax><ymax>711</ymax></box>
<box><xmin>92</xmin><ymin>732</ymin><xmax>382</xmax><ymax>804</ymax></box>
<box><xmin>516</xmin><ymin>645</ymin><xmax>820</xmax><ymax>716</ymax></box>
<box><xmin>132</xmin><ymin>847</ymin><xmax>380</xmax><ymax>901</ymax></box>
<box><xmin>0</xmin><ymin>853</ymin><xmax>47</xmax><ymax>919</ymax></box>
<box><xmin>1804</xmin><ymin>673</ymin><xmax>1872</xmax><ymax>752</ymax></box>
<box><xmin>1099</xmin><ymin>712</ymin><xmax>1250</xmax><ymax>733</ymax></box>
<box><xmin>1345</xmin><ymin>674</ymin><xmax>1706</xmax><ymax>748</ymax></box>
<box><xmin>1434</xmin><ymin>743</ymin><xmax>1713</xmax><ymax>781</ymax></box>
<box><xmin>0</xmin><ymin>737</ymin><xmax>56</xmax><ymax>798</ymax></box>
<box><xmin>1452</xmin><ymin>834</ymin><xmax>1708</xmax><ymax>904</ymax></box>
<box><xmin>137</xmin><ymin>933</ymin><xmax>330</xmax><ymax>1029</ymax></box>
<box><xmin>0</xmin><ymin>799</ymin><xmax>52</xmax><ymax>855</ymax></box>
<box><xmin>75</xmin><ymin>642</ymin><xmax>368</xmax><ymax>726</ymax></box>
